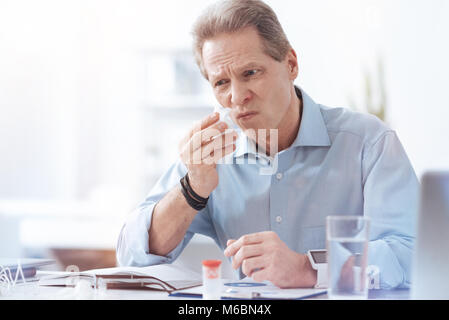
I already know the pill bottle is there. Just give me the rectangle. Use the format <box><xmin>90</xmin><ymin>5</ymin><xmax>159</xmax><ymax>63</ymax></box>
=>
<box><xmin>202</xmin><ymin>260</ymin><xmax>222</xmax><ymax>300</ymax></box>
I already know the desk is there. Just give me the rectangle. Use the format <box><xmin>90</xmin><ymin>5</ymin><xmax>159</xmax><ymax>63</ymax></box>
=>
<box><xmin>308</xmin><ymin>289</ymin><xmax>410</xmax><ymax>300</ymax></box>
<box><xmin>1</xmin><ymin>283</ymin><xmax>410</xmax><ymax>300</ymax></box>
<box><xmin>0</xmin><ymin>263</ymin><xmax>411</xmax><ymax>300</ymax></box>
<box><xmin>0</xmin><ymin>284</ymin><xmax>187</xmax><ymax>300</ymax></box>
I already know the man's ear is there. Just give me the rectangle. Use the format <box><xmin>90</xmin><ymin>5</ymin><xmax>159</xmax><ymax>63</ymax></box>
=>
<box><xmin>286</xmin><ymin>48</ymin><xmax>299</xmax><ymax>81</ymax></box>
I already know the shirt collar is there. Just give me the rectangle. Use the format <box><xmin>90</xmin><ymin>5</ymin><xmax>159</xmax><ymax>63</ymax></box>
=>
<box><xmin>293</xmin><ymin>87</ymin><xmax>331</xmax><ymax>147</ymax></box>
<box><xmin>233</xmin><ymin>86</ymin><xmax>331</xmax><ymax>159</ymax></box>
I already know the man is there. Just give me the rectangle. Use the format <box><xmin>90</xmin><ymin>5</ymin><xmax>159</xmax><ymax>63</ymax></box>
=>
<box><xmin>117</xmin><ymin>0</ymin><xmax>418</xmax><ymax>289</ymax></box>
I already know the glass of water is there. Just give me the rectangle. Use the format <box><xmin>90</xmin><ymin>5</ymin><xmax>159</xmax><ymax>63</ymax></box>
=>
<box><xmin>326</xmin><ymin>216</ymin><xmax>370</xmax><ymax>299</ymax></box>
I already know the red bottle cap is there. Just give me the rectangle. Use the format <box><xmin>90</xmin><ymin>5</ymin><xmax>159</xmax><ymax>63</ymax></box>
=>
<box><xmin>202</xmin><ymin>260</ymin><xmax>222</xmax><ymax>268</ymax></box>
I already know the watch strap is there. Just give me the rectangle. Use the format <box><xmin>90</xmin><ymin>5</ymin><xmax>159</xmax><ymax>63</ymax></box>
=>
<box><xmin>315</xmin><ymin>264</ymin><xmax>328</xmax><ymax>289</ymax></box>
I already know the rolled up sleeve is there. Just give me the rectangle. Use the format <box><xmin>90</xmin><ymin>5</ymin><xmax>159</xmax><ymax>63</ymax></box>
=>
<box><xmin>362</xmin><ymin>131</ymin><xmax>419</xmax><ymax>289</ymax></box>
<box><xmin>116</xmin><ymin>160</ymin><xmax>215</xmax><ymax>267</ymax></box>
<box><xmin>116</xmin><ymin>201</ymin><xmax>195</xmax><ymax>267</ymax></box>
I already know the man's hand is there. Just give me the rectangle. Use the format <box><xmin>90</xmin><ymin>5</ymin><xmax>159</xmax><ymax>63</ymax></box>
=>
<box><xmin>224</xmin><ymin>231</ymin><xmax>317</xmax><ymax>288</ymax></box>
<box><xmin>337</xmin><ymin>255</ymin><xmax>356</xmax><ymax>291</ymax></box>
<box><xmin>178</xmin><ymin>112</ymin><xmax>238</xmax><ymax>198</ymax></box>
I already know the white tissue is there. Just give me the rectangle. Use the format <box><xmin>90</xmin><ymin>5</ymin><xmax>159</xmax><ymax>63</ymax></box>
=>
<box><xmin>214</xmin><ymin>105</ymin><xmax>239</xmax><ymax>131</ymax></box>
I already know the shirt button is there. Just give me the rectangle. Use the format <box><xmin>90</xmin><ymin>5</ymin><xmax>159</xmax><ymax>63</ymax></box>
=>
<box><xmin>276</xmin><ymin>216</ymin><xmax>282</xmax><ymax>223</ymax></box>
<box><xmin>276</xmin><ymin>173</ymin><xmax>283</xmax><ymax>180</ymax></box>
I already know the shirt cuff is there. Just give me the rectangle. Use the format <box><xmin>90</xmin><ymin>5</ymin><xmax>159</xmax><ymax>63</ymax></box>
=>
<box><xmin>116</xmin><ymin>202</ymin><xmax>187</xmax><ymax>267</ymax></box>
<box><xmin>368</xmin><ymin>239</ymin><xmax>405</xmax><ymax>289</ymax></box>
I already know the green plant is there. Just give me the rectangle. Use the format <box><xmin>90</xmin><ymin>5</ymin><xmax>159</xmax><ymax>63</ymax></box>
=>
<box><xmin>348</xmin><ymin>57</ymin><xmax>387</xmax><ymax>122</ymax></box>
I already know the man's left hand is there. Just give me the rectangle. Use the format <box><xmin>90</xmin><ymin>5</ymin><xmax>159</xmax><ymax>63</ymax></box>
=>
<box><xmin>224</xmin><ymin>231</ymin><xmax>317</xmax><ymax>288</ymax></box>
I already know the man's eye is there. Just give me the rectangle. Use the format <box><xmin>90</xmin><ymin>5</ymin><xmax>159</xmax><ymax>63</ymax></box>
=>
<box><xmin>215</xmin><ymin>79</ymin><xmax>228</xmax><ymax>87</ymax></box>
<box><xmin>244</xmin><ymin>69</ymin><xmax>258</xmax><ymax>77</ymax></box>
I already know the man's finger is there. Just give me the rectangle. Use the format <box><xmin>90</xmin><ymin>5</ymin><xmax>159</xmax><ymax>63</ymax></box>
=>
<box><xmin>232</xmin><ymin>243</ymin><xmax>263</xmax><ymax>270</ymax></box>
<box><xmin>241</xmin><ymin>256</ymin><xmax>266</xmax><ymax>277</ymax></box>
<box><xmin>188</xmin><ymin>112</ymin><xmax>220</xmax><ymax>139</ymax></box>
<box><xmin>179</xmin><ymin>112</ymin><xmax>219</xmax><ymax>154</ymax></box>
<box><xmin>250</xmin><ymin>267</ymin><xmax>269</xmax><ymax>283</ymax></box>
<box><xmin>224</xmin><ymin>232</ymin><xmax>264</xmax><ymax>258</ymax></box>
<box><xmin>187</xmin><ymin>133</ymin><xmax>236</xmax><ymax>166</ymax></box>
<box><xmin>201</xmin><ymin>131</ymin><xmax>237</xmax><ymax>160</ymax></box>
<box><xmin>203</xmin><ymin>143</ymin><xmax>236</xmax><ymax>165</ymax></box>
<box><xmin>189</xmin><ymin>122</ymin><xmax>229</xmax><ymax>153</ymax></box>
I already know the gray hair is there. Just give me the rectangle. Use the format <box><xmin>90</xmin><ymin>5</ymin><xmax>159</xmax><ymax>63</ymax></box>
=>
<box><xmin>192</xmin><ymin>0</ymin><xmax>291</xmax><ymax>80</ymax></box>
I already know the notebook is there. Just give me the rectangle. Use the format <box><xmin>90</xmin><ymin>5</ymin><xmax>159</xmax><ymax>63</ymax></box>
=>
<box><xmin>37</xmin><ymin>263</ymin><xmax>202</xmax><ymax>293</ymax></box>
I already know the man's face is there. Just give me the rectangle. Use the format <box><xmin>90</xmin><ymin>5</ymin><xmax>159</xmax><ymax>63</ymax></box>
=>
<box><xmin>202</xmin><ymin>26</ymin><xmax>298</xmax><ymax>133</ymax></box>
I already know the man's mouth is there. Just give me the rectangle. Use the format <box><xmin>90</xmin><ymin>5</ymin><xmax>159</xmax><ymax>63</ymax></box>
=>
<box><xmin>237</xmin><ymin>111</ymin><xmax>258</xmax><ymax>120</ymax></box>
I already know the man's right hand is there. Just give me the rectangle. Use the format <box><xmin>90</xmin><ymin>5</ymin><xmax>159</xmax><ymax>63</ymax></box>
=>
<box><xmin>178</xmin><ymin>112</ymin><xmax>238</xmax><ymax>199</ymax></box>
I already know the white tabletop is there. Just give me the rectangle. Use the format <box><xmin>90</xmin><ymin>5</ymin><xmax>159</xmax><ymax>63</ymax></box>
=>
<box><xmin>1</xmin><ymin>282</ymin><xmax>411</xmax><ymax>300</ymax></box>
<box><xmin>1</xmin><ymin>282</ymin><xmax>188</xmax><ymax>300</ymax></box>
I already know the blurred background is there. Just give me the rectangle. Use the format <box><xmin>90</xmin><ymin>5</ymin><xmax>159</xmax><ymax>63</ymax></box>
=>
<box><xmin>0</xmin><ymin>0</ymin><xmax>448</xmax><ymax>276</ymax></box>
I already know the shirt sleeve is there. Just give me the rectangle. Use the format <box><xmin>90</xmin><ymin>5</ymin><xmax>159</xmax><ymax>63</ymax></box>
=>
<box><xmin>362</xmin><ymin>131</ymin><xmax>419</xmax><ymax>289</ymax></box>
<box><xmin>116</xmin><ymin>159</ymin><xmax>217</xmax><ymax>267</ymax></box>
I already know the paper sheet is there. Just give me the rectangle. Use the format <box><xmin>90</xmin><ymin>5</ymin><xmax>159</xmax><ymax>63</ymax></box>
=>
<box><xmin>171</xmin><ymin>278</ymin><xmax>327</xmax><ymax>300</ymax></box>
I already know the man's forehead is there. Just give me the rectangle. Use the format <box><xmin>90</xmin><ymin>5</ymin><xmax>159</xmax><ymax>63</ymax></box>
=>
<box><xmin>203</xmin><ymin>26</ymin><xmax>262</xmax><ymax>53</ymax></box>
<box><xmin>202</xmin><ymin>28</ymin><xmax>268</xmax><ymax>79</ymax></box>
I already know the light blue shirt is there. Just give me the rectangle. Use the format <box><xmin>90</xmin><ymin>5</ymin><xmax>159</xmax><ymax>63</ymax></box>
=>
<box><xmin>116</xmin><ymin>87</ymin><xmax>419</xmax><ymax>289</ymax></box>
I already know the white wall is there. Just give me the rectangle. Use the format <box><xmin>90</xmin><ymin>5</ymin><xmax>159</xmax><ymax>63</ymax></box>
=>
<box><xmin>271</xmin><ymin>0</ymin><xmax>449</xmax><ymax>177</ymax></box>
<box><xmin>0</xmin><ymin>1</ymin><xmax>80</xmax><ymax>199</ymax></box>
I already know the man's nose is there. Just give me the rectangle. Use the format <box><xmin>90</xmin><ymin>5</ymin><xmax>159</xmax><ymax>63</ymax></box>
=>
<box><xmin>230</xmin><ymin>83</ymin><xmax>252</xmax><ymax>106</ymax></box>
